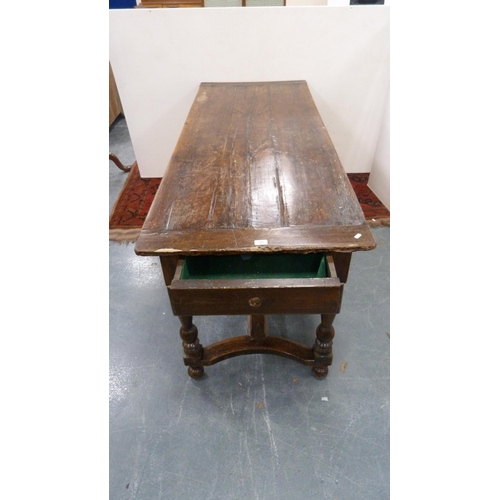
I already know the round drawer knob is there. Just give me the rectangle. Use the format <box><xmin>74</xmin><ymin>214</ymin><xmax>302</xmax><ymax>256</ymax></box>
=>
<box><xmin>248</xmin><ymin>297</ymin><xmax>262</xmax><ymax>308</ymax></box>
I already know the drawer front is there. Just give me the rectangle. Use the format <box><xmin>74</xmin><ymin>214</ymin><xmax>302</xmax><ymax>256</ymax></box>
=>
<box><xmin>168</xmin><ymin>255</ymin><xmax>343</xmax><ymax>316</ymax></box>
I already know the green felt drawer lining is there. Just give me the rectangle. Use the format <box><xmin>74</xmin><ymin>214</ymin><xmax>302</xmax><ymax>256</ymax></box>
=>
<box><xmin>180</xmin><ymin>253</ymin><xmax>327</xmax><ymax>280</ymax></box>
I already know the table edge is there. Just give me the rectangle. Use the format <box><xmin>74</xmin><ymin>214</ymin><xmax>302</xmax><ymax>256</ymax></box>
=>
<box><xmin>135</xmin><ymin>225</ymin><xmax>377</xmax><ymax>256</ymax></box>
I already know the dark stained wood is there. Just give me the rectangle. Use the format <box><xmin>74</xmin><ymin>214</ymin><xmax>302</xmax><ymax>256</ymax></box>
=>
<box><xmin>109</xmin><ymin>153</ymin><xmax>132</xmax><ymax>173</ymax></box>
<box><xmin>134</xmin><ymin>81</ymin><xmax>376</xmax><ymax>379</ymax></box>
<box><xmin>136</xmin><ymin>226</ymin><xmax>374</xmax><ymax>257</ymax></box>
<box><xmin>168</xmin><ymin>255</ymin><xmax>342</xmax><ymax>316</ymax></box>
<box><xmin>135</xmin><ymin>81</ymin><xmax>375</xmax><ymax>256</ymax></box>
<box><xmin>168</xmin><ymin>274</ymin><xmax>342</xmax><ymax>316</ymax></box>
<box><xmin>247</xmin><ymin>315</ymin><xmax>268</xmax><ymax>338</ymax></box>
<box><xmin>313</xmin><ymin>314</ymin><xmax>336</xmax><ymax>379</ymax></box>
<box><xmin>202</xmin><ymin>336</ymin><xmax>315</xmax><ymax>367</ymax></box>
<box><xmin>159</xmin><ymin>256</ymin><xmax>178</xmax><ymax>286</ymax></box>
<box><xmin>179</xmin><ymin>314</ymin><xmax>339</xmax><ymax>378</ymax></box>
<box><xmin>330</xmin><ymin>252</ymin><xmax>352</xmax><ymax>284</ymax></box>
<box><xmin>179</xmin><ymin>316</ymin><xmax>204</xmax><ymax>378</ymax></box>
<box><xmin>325</xmin><ymin>254</ymin><xmax>337</xmax><ymax>277</ymax></box>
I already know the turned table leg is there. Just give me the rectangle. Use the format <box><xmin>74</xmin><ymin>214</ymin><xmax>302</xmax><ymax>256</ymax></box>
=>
<box><xmin>312</xmin><ymin>313</ymin><xmax>336</xmax><ymax>378</ymax></box>
<box><xmin>179</xmin><ymin>316</ymin><xmax>204</xmax><ymax>379</ymax></box>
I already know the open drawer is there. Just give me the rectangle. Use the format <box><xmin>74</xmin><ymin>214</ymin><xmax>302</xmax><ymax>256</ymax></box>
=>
<box><xmin>168</xmin><ymin>253</ymin><xmax>343</xmax><ymax>316</ymax></box>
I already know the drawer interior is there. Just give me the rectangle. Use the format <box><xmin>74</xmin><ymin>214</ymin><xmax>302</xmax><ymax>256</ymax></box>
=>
<box><xmin>180</xmin><ymin>253</ymin><xmax>327</xmax><ymax>280</ymax></box>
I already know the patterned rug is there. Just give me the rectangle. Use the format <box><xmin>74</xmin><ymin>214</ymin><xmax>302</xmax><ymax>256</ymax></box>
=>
<box><xmin>346</xmin><ymin>173</ymin><xmax>391</xmax><ymax>223</ymax></box>
<box><xmin>109</xmin><ymin>164</ymin><xmax>389</xmax><ymax>242</ymax></box>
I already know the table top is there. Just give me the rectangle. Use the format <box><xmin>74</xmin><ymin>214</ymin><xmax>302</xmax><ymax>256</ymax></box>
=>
<box><xmin>135</xmin><ymin>81</ymin><xmax>376</xmax><ymax>256</ymax></box>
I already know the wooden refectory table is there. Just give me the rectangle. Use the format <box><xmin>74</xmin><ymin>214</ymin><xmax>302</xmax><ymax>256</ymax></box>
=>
<box><xmin>135</xmin><ymin>81</ymin><xmax>376</xmax><ymax>379</ymax></box>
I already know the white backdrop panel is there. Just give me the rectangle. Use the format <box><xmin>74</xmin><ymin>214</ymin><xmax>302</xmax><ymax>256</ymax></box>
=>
<box><xmin>110</xmin><ymin>6</ymin><xmax>389</xmax><ymax>177</ymax></box>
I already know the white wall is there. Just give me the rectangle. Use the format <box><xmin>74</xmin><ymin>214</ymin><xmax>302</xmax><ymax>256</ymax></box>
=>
<box><xmin>368</xmin><ymin>91</ymin><xmax>390</xmax><ymax>210</ymax></box>
<box><xmin>288</xmin><ymin>0</ymin><xmax>327</xmax><ymax>5</ymax></box>
<box><xmin>326</xmin><ymin>0</ymin><xmax>348</xmax><ymax>5</ymax></box>
<box><xmin>109</xmin><ymin>6</ymin><xmax>389</xmax><ymax>178</ymax></box>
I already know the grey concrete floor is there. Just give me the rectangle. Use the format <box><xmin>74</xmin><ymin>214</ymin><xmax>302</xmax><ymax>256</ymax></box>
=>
<box><xmin>109</xmin><ymin>116</ymin><xmax>390</xmax><ymax>500</ymax></box>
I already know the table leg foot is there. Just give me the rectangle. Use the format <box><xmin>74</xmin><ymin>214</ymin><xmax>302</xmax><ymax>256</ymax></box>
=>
<box><xmin>312</xmin><ymin>365</ymin><xmax>329</xmax><ymax>379</ymax></box>
<box><xmin>188</xmin><ymin>366</ymin><xmax>204</xmax><ymax>379</ymax></box>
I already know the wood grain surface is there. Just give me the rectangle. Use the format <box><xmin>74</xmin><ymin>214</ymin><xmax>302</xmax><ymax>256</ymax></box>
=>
<box><xmin>136</xmin><ymin>81</ymin><xmax>375</xmax><ymax>256</ymax></box>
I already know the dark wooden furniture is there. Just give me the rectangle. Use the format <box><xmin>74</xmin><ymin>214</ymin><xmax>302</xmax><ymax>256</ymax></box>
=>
<box><xmin>135</xmin><ymin>81</ymin><xmax>376</xmax><ymax>379</ymax></box>
<box><xmin>138</xmin><ymin>0</ymin><xmax>204</xmax><ymax>7</ymax></box>
<box><xmin>109</xmin><ymin>153</ymin><xmax>133</xmax><ymax>173</ymax></box>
